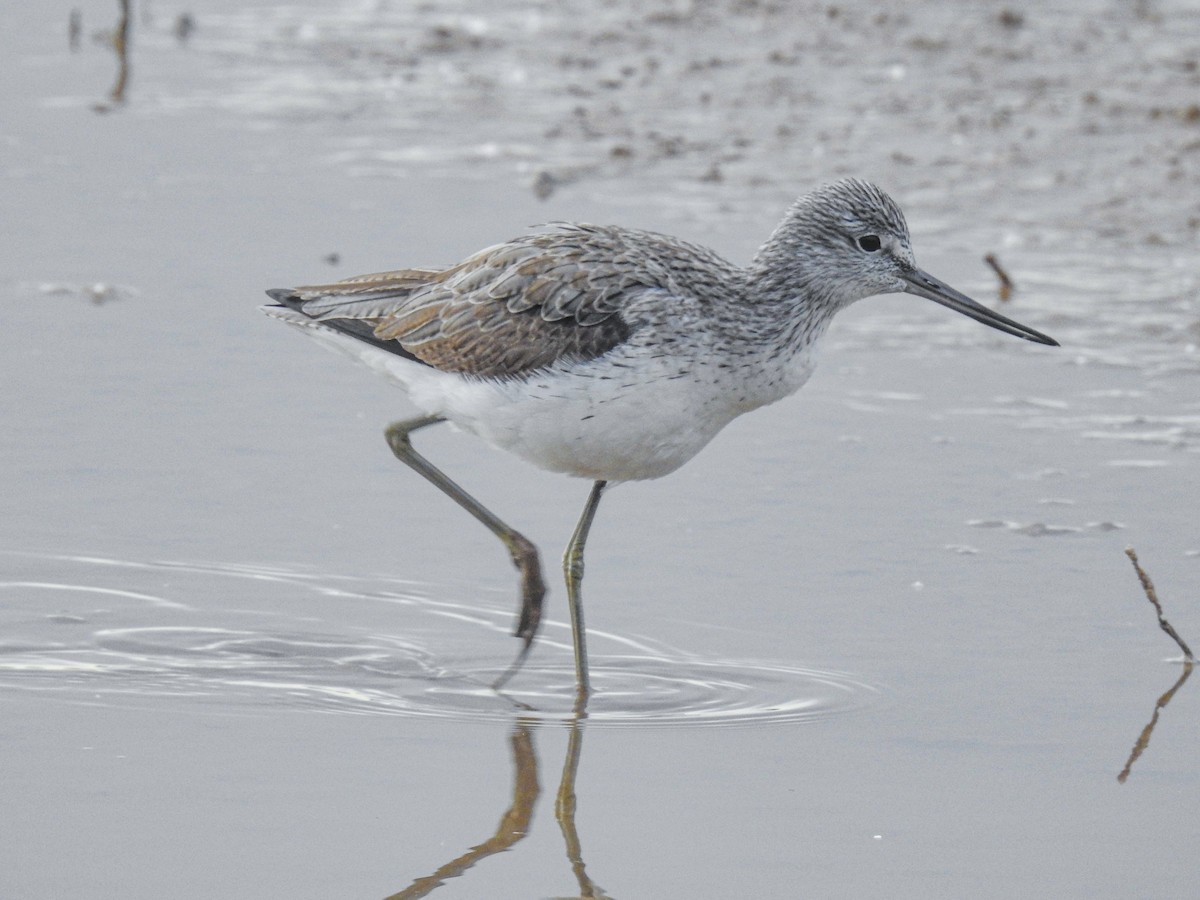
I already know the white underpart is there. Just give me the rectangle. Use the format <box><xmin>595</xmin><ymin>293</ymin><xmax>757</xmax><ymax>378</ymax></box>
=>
<box><xmin>266</xmin><ymin>306</ymin><xmax>817</xmax><ymax>482</ymax></box>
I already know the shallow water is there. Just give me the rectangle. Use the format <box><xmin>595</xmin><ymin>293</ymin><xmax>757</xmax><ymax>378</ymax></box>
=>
<box><xmin>3</xmin><ymin>1</ymin><xmax>1199</xmax><ymax>898</ymax></box>
<box><xmin>0</xmin><ymin>552</ymin><xmax>877</xmax><ymax>726</ymax></box>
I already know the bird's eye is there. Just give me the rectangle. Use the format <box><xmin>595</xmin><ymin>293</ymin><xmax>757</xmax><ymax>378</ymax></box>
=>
<box><xmin>856</xmin><ymin>234</ymin><xmax>882</xmax><ymax>252</ymax></box>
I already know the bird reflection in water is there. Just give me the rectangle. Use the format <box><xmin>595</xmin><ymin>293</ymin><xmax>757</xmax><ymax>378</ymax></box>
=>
<box><xmin>385</xmin><ymin>717</ymin><xmax>609</xmax><ymax>899</ymax></box>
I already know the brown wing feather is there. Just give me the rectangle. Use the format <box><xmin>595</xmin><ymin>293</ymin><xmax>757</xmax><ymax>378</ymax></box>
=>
<box><xmin>284</xmin><ymin>223</ymin><xmax>737</xmax><ymax>378</ymax></box>
<box><xmin>370</xmin><ymin>228</ymin><xmax>652</xmax><ymax>377</ymax></box>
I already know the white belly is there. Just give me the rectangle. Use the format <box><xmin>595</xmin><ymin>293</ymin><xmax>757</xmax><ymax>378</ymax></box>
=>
<box><xmin>280</xmin><ymin>315</ymin><xmax>815</xmax><ymax>481</ymax></box>
<box><xmin>402</xmin><ymin>354</ymin><xmax>749</xmax><ymax>481</ymax></box>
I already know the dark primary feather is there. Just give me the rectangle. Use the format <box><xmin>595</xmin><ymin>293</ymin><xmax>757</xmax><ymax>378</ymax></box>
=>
<box><xmin>266</xmin><ymin>288</ymin><xmax>426</xmax><ymax>363</ymax></box>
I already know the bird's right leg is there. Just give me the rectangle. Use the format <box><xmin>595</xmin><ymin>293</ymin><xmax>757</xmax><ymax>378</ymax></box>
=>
<box><xmin>562</xmin><ymin>480</ymin><xmax>607</xmax><ymax>705</ymax></box>
<box><xmin>384</xmin><ymin>415</ymin><xmax>546</xmax><ymax>689</ymax></box>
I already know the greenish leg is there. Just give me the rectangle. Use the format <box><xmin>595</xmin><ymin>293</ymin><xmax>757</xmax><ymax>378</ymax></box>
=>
<box><xmin>562</xmin><ymin>480</ymin><xmax>607</xmax><ymax>703</ymax></box>
<box><xmin>384</xmin><ymin>415</ymin><xmax>546</xmax><ymax>689</ymax></box>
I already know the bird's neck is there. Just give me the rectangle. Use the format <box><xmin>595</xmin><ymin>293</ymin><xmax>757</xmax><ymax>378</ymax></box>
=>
<box><xmin>745</xmin><ymin>238</ymin><xmax>843</xmax><ymax>359</ymax></box>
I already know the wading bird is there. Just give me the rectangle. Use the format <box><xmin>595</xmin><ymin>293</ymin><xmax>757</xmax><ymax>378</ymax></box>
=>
<box><xmin>265</xmin><ymin>179</ymin><xmax>1058</xmax><ymax>702</ymax></box>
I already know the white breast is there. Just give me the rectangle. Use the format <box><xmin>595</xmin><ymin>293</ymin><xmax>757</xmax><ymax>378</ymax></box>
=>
<box><xmin>272</xmin><ymin>309</ymin><xmax>817</xmax><ymax>482</ymax></box>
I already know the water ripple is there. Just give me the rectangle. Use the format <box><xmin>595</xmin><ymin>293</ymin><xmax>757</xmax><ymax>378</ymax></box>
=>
<box><xmin>0</xmin><ymin>552</ymin><xmax>878</xmax><ymax>728</ymax></box>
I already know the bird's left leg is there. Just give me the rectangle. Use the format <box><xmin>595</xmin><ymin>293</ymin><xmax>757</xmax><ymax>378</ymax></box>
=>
<box><xmin>384</xmin><ymin>415</ymin><xmax>546</xmax><ymax>688</ymax></box>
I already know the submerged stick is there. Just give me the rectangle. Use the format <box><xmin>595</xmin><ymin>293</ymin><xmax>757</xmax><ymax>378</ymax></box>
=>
<box><xmin>110</xmin><ymin>0</ymin><xmax>132</xmax><ymax>104</ymax></box>
<box><xmin>1117</xmin><ymin>661</ymin><xmax>1193</xmax><ymax>783</ymax></box>
<box><xmin>1124</xmin><ymin>547</ymin><xmax>1195</xmax><ymax>661</ymax></box>
<box><xmin>984</xmin><ymin>253</ymin><xmax>1014</xmax><ymax>301</ymax></box>
<box><xmin>1117</xmin><ymin>547</ymin><xmax>1195</xmax><ymax>782</ymax></box>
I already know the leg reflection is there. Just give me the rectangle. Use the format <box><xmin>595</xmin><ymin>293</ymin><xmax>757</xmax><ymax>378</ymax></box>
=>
<box><xmin>386</xmin><ymin>715</ymin><xmax>610</xmax><ymax>899</ymax></box>
<box><xmin>555</xmin><ymin>716</ymin><xmax>611</xmax><ymax>899</ymax></box>
<box><xmin>385</xmin><ymin>723</ymin><xmax>540</xmax><ymax>900</ymax></box>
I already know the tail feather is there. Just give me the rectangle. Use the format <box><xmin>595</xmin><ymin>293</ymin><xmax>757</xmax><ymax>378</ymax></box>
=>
<box><xmin>262</xmin><ymin>288</ymin><xmax>426</xmax><ymax>365</ymax></box>
<box><xmin>265</xmin><ymin>287</ymin><xmax>301</xmax><ymax>307</ymax></box>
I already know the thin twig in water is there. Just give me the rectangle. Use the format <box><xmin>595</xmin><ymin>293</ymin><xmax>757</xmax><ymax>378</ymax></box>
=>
<box><xmin>1124</xmin><ymin>546</ymin><xmax>1195</xmax><ymax>661</ymax></box>
<box><xmin>1117</xmin><ymin>547</ymin><xmax>1195</xmax><ymax>782</ymax></box>
<box><xmin>984</xmin><ymin>253</ymin><xmax>1014</xmax><ymax>301</ymax></box>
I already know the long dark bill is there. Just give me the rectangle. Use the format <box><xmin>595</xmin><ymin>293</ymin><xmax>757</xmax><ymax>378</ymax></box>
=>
<box><xmin>899</xmin><ymin>267</ymin><xmax>1059</xmax><ymax>347</ymax></box>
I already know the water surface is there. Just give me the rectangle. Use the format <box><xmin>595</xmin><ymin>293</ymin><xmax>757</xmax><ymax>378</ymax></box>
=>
<box><xmin>3</xmin><ymin>1</ymin><xmax>1198</xmax><ymax>897</ymax></box>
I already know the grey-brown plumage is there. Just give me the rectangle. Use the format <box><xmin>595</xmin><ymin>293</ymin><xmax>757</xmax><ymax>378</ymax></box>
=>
<box><xmin>269</xmin><ymin>222</ymin><xmax>749</xmax><ymax>378</ymax></box>
<box><xmin>268</xmin><ymin>180</ymin><xmax>1054</xmax><ymax>386</ymax></box>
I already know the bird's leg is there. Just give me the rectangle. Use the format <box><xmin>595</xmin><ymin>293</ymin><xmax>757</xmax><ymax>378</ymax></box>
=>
<box><xmin>562</xmin><ymin>480</ymin><xmax>607</xmax><ymax>703</ymax></box>
<box><xmin>384</xmin><ymin>415</ymin><xmax>546</xmax><ymax>689</ymax></box>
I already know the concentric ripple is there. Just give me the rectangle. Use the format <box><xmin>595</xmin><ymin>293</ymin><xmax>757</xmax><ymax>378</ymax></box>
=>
<box><xmin>449</xmin><ymin>655</ymin><xmax>877</xmax><ymax>727</ymax></box>
<box><xmin>0</xmin><ymin>552</ymin><xmax>878</xmax><ymax>727</ymax></box>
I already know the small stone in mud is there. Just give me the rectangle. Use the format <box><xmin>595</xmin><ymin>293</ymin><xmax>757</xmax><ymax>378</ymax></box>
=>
<box><xmin>532</xmin><ymin>171</ymin><xmax>558</xmax><ymax>200</ymax></box>
<box><xmin>998</xmin><ymin>9</ymin><xmax>1025</xmax><ymax>29</ymax></box>
<box><xmin>175</xmin><ymin>12</ymin><xmax>195</xmax><ymax>43</ymax></box>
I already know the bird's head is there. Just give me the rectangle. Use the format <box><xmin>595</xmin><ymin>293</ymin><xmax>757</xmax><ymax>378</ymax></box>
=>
<box><xmin>758</xmin><ymin>179</ymin><xmax>1058</xmax><ymax>346</ymax></box>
